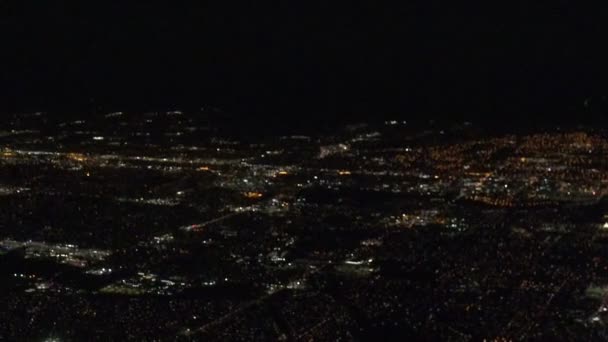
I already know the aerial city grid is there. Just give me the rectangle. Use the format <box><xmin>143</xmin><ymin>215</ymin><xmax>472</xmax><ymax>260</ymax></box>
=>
<box><xmin>3</xmin><ymin>2</ymin><xmax>608</xmax><ymax>341</ymax></box>
<box><xmin>1</xmin><ymin>112</ymin><xmax>608</xmax><ymax>340</ymax></box>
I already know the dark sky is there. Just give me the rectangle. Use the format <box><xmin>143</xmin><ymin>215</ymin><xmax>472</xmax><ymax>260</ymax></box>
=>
<box><xmin>1</xmin><ymin>2</ymin><xmax>607</xmax><ymax>124</ymax></box>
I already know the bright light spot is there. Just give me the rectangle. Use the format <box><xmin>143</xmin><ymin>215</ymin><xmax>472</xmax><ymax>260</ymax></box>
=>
<box><xmin>243</xmin><ymin>192</ymin><xmax>263</xmax><ymax>199</ymax></box>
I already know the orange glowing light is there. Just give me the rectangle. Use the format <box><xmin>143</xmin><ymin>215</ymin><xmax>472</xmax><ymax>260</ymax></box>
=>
<box><xmin>243</xmin><ymin>192</ymin><xmax>263</xmax><ymax>199</ymax></box>
<box><xmin>67</xmin><ymin>153</ymin><xmax>87</xmax><ymax>162</ymax></box>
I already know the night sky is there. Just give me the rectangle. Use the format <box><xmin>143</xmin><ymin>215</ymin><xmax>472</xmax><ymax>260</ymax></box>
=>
<box><xmin>1</xmin><ymin>2</ymin><xmax>607</xmax><ymax>125</ymax></box>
